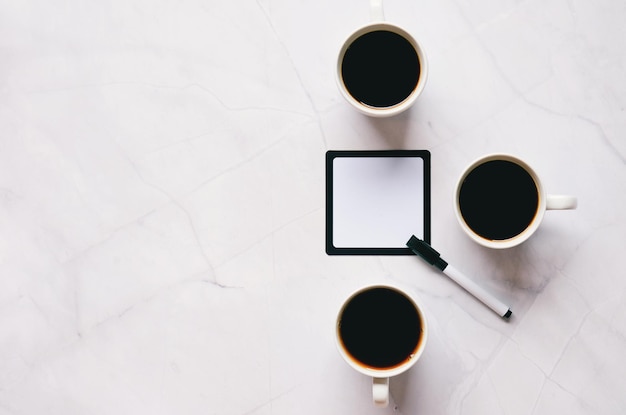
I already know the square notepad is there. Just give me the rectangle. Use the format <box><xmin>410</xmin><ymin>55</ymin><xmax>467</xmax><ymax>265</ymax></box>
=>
<box><xmin>326</xmin><ymin>150</ymin><xmax>431</xmax><ymax>255</ymax></box>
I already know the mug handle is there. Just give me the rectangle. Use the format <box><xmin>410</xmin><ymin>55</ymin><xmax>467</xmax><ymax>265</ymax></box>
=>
<box><xmin>370</xmin><ymin>0</ymin><xmax>384</xmax><ymax>21</ymax></box>
<box><xmin>372</xmin><ymin>377</ymin><xmax>389</xmax><ymax>407</ymax></box>
<box><xmin>546</xmin><ymin>194</ymin><xmax>578</xmax><ymax>210</ymax></box>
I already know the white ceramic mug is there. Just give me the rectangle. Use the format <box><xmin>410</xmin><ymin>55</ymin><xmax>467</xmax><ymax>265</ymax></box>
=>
<box><xmin>454</xmin><ymin>154</ymin><xmax>577</xmax><ymax>249</ymax></box>
<box><xmin>335</xmin><ymin>284</ymin><xmax>428</xmax><ymax>407</ymax></box>
<box><xmin>336</xmin><ymin>0</ymin><xmax>428</xmax><ymax>117</ymax></box>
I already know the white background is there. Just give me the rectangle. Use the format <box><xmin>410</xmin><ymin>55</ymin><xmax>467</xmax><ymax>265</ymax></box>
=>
<box><xmin>332</xmin><ymin>155</ymin><xmax>425</xmax><ymax>248</ymax></box>
<box><xmin>1</xmin><ymin>0</ymin><xmax>625</xmax><ymax>414</ymax></box>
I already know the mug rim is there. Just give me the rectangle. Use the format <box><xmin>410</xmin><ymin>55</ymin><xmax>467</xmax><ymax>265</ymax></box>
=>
<box><xmin>454</xmin><ymin>153</ymin><xmax>547</xmax><ymax>249</ymax></box>
<box><xmin>336</xmin><ymin>22</ymin><xmax>428</xmax><ymax>118</ymax></box>
<box><xmin>335</xmin><ymin>283</ymin><xmax>428</xmax><ymax>378</ymax></box>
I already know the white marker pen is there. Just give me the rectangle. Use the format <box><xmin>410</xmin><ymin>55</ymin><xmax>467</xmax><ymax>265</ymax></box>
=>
<box><xmin>406</xmin><ymin>235</ymin><xmax>512</xmax><ymax>319</ymax></box>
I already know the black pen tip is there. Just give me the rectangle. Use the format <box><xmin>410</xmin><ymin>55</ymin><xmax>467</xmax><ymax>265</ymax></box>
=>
<box><xmin>503</xmin><ymin>309</ymin><xmax>513</xmax><ymax>319</ymax></box>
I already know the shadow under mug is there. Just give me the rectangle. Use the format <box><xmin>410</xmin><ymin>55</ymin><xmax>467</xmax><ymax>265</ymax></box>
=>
<box><xmin>336</xmin><ymin>0</ymin><xmax>428</xmax><ymax>117</ymax></box>
<box><xmin>335</xmin><ymin>284</ymin><xmax>428</xmax><ymax>407</ymax></box>
<box><xmin>454</xmin><ymin>154</ymin><xmax>578</xmax><ymax>249</ymax></box>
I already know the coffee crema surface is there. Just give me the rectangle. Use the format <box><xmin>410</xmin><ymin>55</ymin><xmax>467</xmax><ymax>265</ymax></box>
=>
<box><xmin>341</xmin><ymin>30</ymin><xmax>420</xmax><ymax>108</ymax></box>
<box><xmin>338</xmin><ymin>287</ymin><xmax>422</xmax><ymax>369</ymax></box>
<box><xmin>459</xmin><ymin>160</ymin><xmax>539</xmax><ymax>241</ymax></box>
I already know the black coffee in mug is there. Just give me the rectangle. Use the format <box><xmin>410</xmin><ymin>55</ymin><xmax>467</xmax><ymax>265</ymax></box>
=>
<box><xmin>341</xmin><ymin>30</ymin><xmax>420</xmax><ymax>108</ymax></box>
<box><xmin>459</xmin><ymin>160</ymin><xmax>539</xmax><ymax>241</ymax></box>
<box><xmin>338</xmin><ymin>287</ymin><xmax>422</xmax><ymax>369</ymax></box>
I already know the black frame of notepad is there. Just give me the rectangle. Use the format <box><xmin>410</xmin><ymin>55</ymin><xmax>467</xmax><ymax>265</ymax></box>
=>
<box><xmin>325</xmin><ymin>150</ymin><xmax>431</xmax><ymax>255</ymax></box>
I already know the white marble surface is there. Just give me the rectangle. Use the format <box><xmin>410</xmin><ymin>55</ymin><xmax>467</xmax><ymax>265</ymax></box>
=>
<box><xmin>1</xmin><ymin>0</ymin><xmax>625</xmax><ymax>413</ymax></box>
